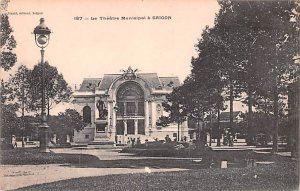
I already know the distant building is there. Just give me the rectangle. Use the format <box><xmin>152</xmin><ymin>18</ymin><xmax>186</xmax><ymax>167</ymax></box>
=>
<box><xmin>219</xmin><ymin>111</ymin><xmax>243</xmax><ymax>124</ymax></box>
<box><xmin>288</xmin><ymin>80</ymin><xmax>300</xmax><ymax>158</ymax></box>
<box><xmin>220</xmin><ymin>111</ymin><xmax>243</xmax><ymax>129</ymax></box>
<box><xmin>72</xmin><ymin>67</ymin><xmax>188</xmax><ymax>145</ymax></box>
<box><xmin>202</xmin><ymin>111</ymin><xmax>244</xmax><ymax>140</ymax></box>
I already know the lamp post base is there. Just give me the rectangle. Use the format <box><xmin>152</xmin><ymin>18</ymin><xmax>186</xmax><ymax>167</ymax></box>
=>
<box><xmin>39</xmin><ymin>123</ymin><xmax>50</xmax><ymax>153</ymax></box>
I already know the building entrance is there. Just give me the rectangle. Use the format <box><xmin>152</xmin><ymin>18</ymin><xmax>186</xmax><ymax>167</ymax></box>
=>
<box><xmin>115</xmin><ymin>82</ymin><xmax>145</xmax><ymax>144</ymax></box>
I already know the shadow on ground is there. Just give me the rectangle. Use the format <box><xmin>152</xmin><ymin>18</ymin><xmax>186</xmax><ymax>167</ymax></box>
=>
<box><xmin>16</xmin><ymin>161</ymin><xmax>299</xmax><ymax>191</ymax></box>
<box><xmin>62</xmin><ymin>150</ymin><xmax>293</xmax><ymax>170</ymax></box>
<box><xmin>62</xmin><ymin>158</ymin><xmax>208</xmax><ymax>169</ymax></box>
<box><xmin>1</xmin><ymin>147</ymin><xmax>294</xmax><ymax>170</ymax></box>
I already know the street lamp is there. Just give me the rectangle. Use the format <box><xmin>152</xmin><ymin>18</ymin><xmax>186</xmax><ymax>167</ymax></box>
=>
<box><xmin>33</xmin><ymin>18</ymin><xmax>51</xmax><ymax>153</ymax></box>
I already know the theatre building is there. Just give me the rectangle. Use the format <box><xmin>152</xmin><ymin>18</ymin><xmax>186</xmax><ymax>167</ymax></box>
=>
<box><xmin>73</xmin><ymin>67</ymin><xmax>189</xmax><ymax>145</ymax></box>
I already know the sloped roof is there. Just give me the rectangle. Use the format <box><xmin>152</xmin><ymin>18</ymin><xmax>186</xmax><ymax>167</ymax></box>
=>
<box><xmin>220</xmin><ymin>111</ymin><xmax>242</xmax><ymax>121</ymax></box>
<box><xmin>78</xmin><ymin>73</ymin><xmax>181</xmax><ymax>92</ymax></box>
<box><xmin>137</xmin><ymin>73</ymin><xmax>162</xmax><ymax>89</ymax></box>
<box><xmin>79</xmin><ymin>78</ymin><xmax>102</xmax><ymax>91</ymax></box>
<box><xmin>98</xmin><ymin>74</ymin><xmax>120</xmax><ymax>90</ymax></box>
<box><xmin>159</xmin><ymin>77</ymin><xmax>181</xmax><ymax>90</ymax></box>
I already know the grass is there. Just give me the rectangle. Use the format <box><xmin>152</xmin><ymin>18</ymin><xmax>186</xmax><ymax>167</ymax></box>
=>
<box><xmin>16</xmin><ymin>160</ymin><xmax>298</xmax><ymax>191</ymax></box>
<box><xmin>0</xmin><ymin>148</ymin><xmax>100</xmax><ymax>165</ymax></box>
<box><xmin>2</xmin><ymin>146</ymin><xmax>298</xmax><ymax>190</ymax></box>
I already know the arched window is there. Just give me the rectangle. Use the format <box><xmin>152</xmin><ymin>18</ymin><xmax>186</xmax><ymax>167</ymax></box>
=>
<box><xmin>116</xmin><ymin>82</ymin><xmax>144</xmax><ymax>116</ymax></box>
<box><xmin>83</xmin><ymin>106</ymin><xmax>91</xmax><ymax>123</ymax></box>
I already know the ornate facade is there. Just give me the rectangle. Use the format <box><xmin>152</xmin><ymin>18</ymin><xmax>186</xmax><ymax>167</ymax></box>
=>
<box><xmin>73</xmin><ymin>67</ymin><xmax>188</xmax><ymax>144</ymax></box>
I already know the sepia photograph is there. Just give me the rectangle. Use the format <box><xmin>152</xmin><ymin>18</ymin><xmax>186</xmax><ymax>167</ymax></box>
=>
<box><xmin>0</xmin><ymin>0</ymin><xmax>299</xmax><ymax>190</ymax></box>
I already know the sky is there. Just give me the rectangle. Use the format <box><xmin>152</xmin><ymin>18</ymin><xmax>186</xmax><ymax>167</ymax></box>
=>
<box><xmin>2</xmin><ymin>0</ymin><xmax>247</xmax><ymax>114</ymax></box>
<box><xmin>3</xmin><ymin>0</ymin><xmax>220</xmax><ymax>85</ymax></box>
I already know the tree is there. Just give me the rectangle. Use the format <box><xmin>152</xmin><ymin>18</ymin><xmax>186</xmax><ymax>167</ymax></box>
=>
<box><xmin>181</xmin><ymin>77</ymin><xmax>206</xmax><ymax>141</ymax></box>
<box><xmin>204</xmin><ymin>1</ymin><xmax>299</xmax><ymax>149</ymax></box>
<box><xmin>1</xmin><ymin>80</ymin><xmax>19</xmax><ymax>140</ymax></box>
<box><xmin>0</xmin><ymin>13</ymin><xmax>18</xmax><ymax>143</ymax></box>
<box><xmin>0</xmin><ymin>103</ymin><xmax>20</xmax><ymax>140</ymax></box>
<box><xmin>1</xmin><ymin>14</ymin><xmax>17</xmax><ymax>71</ymax></box>
<box><xmin>161</xmin><ymin>87</ymin><xmax>188</xmax><ymax>141</ymax></box>
<box><xmin>190</xmin><ymin>26</ymin><xmax>228</xmax><ymax>146</ymax></box>
<box><xmin>29</xmin><ymin>62</ymin><xmax>73</xmax><ymax>116</ymax></box>
<box><xmin>48</xmin><ymin>109</ymin><xmax>85</xmax><ymax>143</ymax></box>
<box><xmin>228</xmin><ymin>1</ymin><xmax>299</xmax><ymax>151</ymax></box>
<box><xmin>7</xmin><ymin>65</ymin><xmax>32</xmax><ymax>147</ymax></box>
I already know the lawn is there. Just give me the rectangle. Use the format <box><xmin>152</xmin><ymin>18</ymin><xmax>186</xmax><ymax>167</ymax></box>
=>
<box><xmin>2</xmin><ymin>147</ymin><xmax>298</xmax><ymax>191</ymax></box>
<box><xmin>0</xmin><ymin>148</ymin><xmax>99</xmax><ymax>165</ymax></box>
<box><xmin>16</xmin><ymin>160</ymin><xmax>298</xmax><ymax>191</ymax></box>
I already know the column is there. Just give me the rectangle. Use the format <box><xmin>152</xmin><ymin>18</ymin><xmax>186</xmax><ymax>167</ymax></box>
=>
<box><xmin>144</xmin><ymin>101</ymin><xmax>149</xmax><ymax>130</ymax></box>
<box><xmin>124</xmin><ymin>120</ymin><xmax>127</xmax><ymax>135</ymax></box>
<box><xmin>134</xmin><ymin>119</ymin><xmax>138</xmax><ymax>135</ymax></box>
<box><xmin>151</xmin><ymin>102</ymin><xmax>156</xmax><ymax>128</ymax></box>
<box><xmin>107</xmin><ymin>101</ymin><xmax>115</xmax><ymax>141</ymax></box>
<box><xmin>107</xmin><ymin>101</ymin><xmax>111</xmax><ymax>125</ymax></box>
<box><xmin>112</xmin><ymin>102</ymin><xmax>116</xmax><ymax>135</ymax></box>
<box><xmin>94</xmin><ymin>97</ymin><xmax>100</xmax><ymax>121</ymax></box>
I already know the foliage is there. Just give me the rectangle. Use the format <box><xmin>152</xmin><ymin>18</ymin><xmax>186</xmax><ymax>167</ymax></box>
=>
<box><xmin>48</xmin><ymin>109</ymin><xmax>85</xmax><ymax>143</ymax></box>
<box><xmin>0</xmin><ymin>148</ymin><xmax>100</xmax><ymax>165</ymax></box>
<box><xmin>29</xmin><ymin>62</ymin><xmax>73</xmax><ymax>115</ymax></box>
<box><xmin>186</xmin><ymin>1</ymin><xmax>299</xmax><ymax>148</ymax></box>
<box><xmin>0</xmin><ymin>14</ymin><xmax>17</xmax><ymax>71</ymax></box>
<box><xmin>0</xmin><ymin>79</ymin><xmax>12</xmax><ymax>104</ymax></box>
<box><xmin>16</xmin><ymin>154</ymin><xmax>298</xmax><ymax>191</ymax></box>
<box><xmin>7</xmin><ymin>65</ymin><xmax>32</xmax><ymax>113</ymax></box>
<box><xmin>161</xmin><ymin>87</ymin><xmax>188</xmax><ymax>125</ymax></box>
<box><xmin>0</xmin><ymin>80</ymin><xmax>20</xmax><ymax>139</ymax></box>
<box><xmin>0</xmin><ymin>103</ymin><xmax>20</xmax><ymax>139</ymax></box>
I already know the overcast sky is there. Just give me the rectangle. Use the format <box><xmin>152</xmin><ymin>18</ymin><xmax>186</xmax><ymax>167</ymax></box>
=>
<box><xmin>3</xmin><ymin>0</ymin><xmax>249</xmax><ymax>114</ymax></box>
<box><xmin>3</xmin><ymin>0</ymin><xmax>220</xmax><ymax>86</ymax></box>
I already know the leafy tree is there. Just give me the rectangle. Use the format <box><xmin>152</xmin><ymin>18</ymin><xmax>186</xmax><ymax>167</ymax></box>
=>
<box><xmin>190</xmin><ymin>26</ymin><xmax>228</xmax><ymax>146</ymax></box>
<box><xmin>29</xmin><ymin>62</ymin><xmax>73</xmax><ymax>116</ymax></box>
<box><xmin>0</xmin><ymin>80</ymin><xmax>19</xmax><ymax>140</ymax></box>
<box><xmin>7</xmin><ymin>65</ymin><xmax>32</xmax><ymax>147</ymax></box>
<box><xmin>48</xmin><ymin>109</ymin><xmax>85</xmax><ymax>143</ymax></box>
<box><xmin>204</xmin><ymin>1</ymin><xmax>299</xmax><ymax>150</ymax></box>
<box><xmin>181</xmin><ymin>77</ymin><xmax>206</xmax><ymax>140</ymax></box>
<box><xmin>0</xmin><ymin>103</ymin><xmax>20</xmax><ymax>140</ymax></box>
<box><xmin>0</xmin><ymin>14</ymin><xmax>17</xmax><ymax>71</ymax></box>
<box><xmin>0</xmin><ymin>13</ymin><xmax>18</xmax><ymax>141</ymax></box>
<box><xmin>22</xmin><ymin>115</ymin><xmax>39</xmax><ymax>141</ymax></box>
<box><xmin>0</xmin><ymin>79</ymin><xmax>12</xmax><ymax>104</ymax></box>
<box><xmin>161</xmin><ymin>87</ymin><xmax>188</xmax><ymax>141</ymax></box>
<box><xmin>230</xmin><ymin>1</ymin><xmax>299</xmax><ymax>151</ymax></box>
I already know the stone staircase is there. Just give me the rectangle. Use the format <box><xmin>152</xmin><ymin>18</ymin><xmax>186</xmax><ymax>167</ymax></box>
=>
<box><xmin>88</xmin><ymin>138</ymin><xmax>115</xmax><ymax>148</ymax></box>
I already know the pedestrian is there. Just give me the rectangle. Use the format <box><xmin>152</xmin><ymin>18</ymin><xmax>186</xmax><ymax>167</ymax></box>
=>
<box><xmin>136</xmin><ymin>137</ymin><xmax>141</xmax><ymax>145</ymax></box>
<box><xmin>127</xmin><ymin>137</ymin><xmax>131</xmax><ymax>145</ymax></box>
<box><xmin>229</xmin><ymin>134</ymin><xmax>234</xmax><ymax>147</ymax></box>
<box><xmin>165</xmin><ymin>135</ymin><xmax>171</xmax><ymax>143</ymax></box>
<box><xmin>131</xmin><ymin>137</ymin><xmax>135</xmax><ymax>147</ymax></box>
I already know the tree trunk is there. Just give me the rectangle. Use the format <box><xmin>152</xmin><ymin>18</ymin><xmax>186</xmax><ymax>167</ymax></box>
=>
<box><xmin>197</xmin><ymin>118</ymin><xmax>200</xmax><ymax>140</ymax></box>
<box><xmin>21</xmin><ymin>106</ymin><xmax>25</xmax><ymax>148</ymax></box>
<box><xmin>229</xmin><ymin>81</ymin><xmax>234</xmax><ymax>133</ymax></box>
<box><xmin>177</xmin><ymin>122</ymin><xmax>180</xmax><ymax>142</ymax></box>
<box><xmin>209</xmin><ymin>111</ymin><xmax>212</xmax><ymax>146</ymax></box>
<box><xmin>47</xmin><ymin>98</ymin><xmax>50</xmax><ymax>117</ymax></box>
<box><xmin>247</xmin><ymin>87</ymin><xmax>254</xmax><ymax>145</ymax></box>
<box><xmin>272</xmin><ymin>75</ymin><xmax>279</xmax><ymax>153</ymax></box>
<box><xmin>21</xmin><ymin>88</ymin><xmax>25</xmax><ymax>148</ymax></box>
<box><xmin>217</xmin><ymin>108</ymin><xmax>221</xmax><ymax>146</ymax></box>
<box><xmin>202</xmin><ymin>112</ymin><xmax>206</xmax><ymax>144</ymax></box>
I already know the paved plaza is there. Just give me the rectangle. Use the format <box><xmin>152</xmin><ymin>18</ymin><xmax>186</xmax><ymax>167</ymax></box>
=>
<box><xmin>0</xmin><ymin>148</ymin><xmax>188</xmax><ymax>190</ymax></box>
<box><xmin>0</xmin><ymin>145</ymin><xmax>293</xmax><ymax>190</ymax></box>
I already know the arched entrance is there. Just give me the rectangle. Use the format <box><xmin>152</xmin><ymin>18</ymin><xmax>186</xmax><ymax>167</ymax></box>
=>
<box><xmin>115</xmin><ymin>82</ymin><xmax>145</xmax><ymax>144</ymax></box>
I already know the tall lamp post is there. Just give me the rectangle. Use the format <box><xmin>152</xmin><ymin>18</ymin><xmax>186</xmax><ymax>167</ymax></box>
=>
<box><xmin>33</xmin><ymin>18</ymin><xmax>51</xmax><ymax>153</ymax></box>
